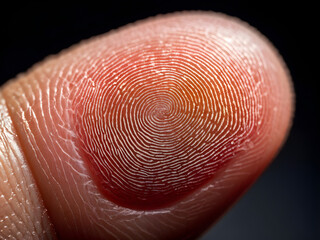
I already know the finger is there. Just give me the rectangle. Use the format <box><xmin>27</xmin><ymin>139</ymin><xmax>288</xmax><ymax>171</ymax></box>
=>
<box><xmin>1</xmin><ymin>11</ymin><xmax>293</xmax><ymax>239</ymax></box>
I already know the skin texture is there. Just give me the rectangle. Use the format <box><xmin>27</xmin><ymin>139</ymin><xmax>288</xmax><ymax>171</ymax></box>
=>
<box><xmin>0</xmin><ymin>12</ymin><xmax>293</xmax><ymax>239</ymax></box>
<box><xmin>0</xmin><ymin>94</ymin><xmax>55</xmax><ymax>239</ymax></box>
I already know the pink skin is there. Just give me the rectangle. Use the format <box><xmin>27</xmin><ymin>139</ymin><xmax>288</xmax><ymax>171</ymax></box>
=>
<box><xmin>1</xmin><ymin>12</ymin><xmax>293</xmax><ymax>239</ymax></box>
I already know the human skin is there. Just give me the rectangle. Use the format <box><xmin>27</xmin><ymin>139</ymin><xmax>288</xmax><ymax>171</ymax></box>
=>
<box><xmin>0</xmin><ymin>12</ymin><xmax>293</xmax><ymax>239</ymax></box>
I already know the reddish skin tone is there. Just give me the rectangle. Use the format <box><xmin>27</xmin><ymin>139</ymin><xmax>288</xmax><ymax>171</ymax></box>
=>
<box><xmin>72</xmin><ymin>13</ymin><xmax>289</xmax><ymax>210</ymax></box>
<box><xmin>1</xmin><ymin>12</ymin><xmax>293</xmax><ymax>239</ymax></box>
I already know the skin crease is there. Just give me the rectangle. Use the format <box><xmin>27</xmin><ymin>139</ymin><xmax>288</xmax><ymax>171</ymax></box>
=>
<box><xmin>0</xmin><ymin>11</ymin><xmax>293</xmax><ymax>240</ymax></box>
<box><xmin>0</xmin><ymin>94</ymin><xmax>55</xmax><ymax>239</ymax></box>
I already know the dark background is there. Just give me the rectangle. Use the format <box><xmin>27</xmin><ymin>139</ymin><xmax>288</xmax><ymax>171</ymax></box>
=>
<box><xmin>0</xmin><ymin>1</ymin><xmax>318</xmax><ymax>239</ymax></box>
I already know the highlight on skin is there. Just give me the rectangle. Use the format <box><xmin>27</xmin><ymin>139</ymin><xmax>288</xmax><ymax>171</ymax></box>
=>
<box><xmin>0</xmin><ymin>11</ymin><xmax>293</xmax><ymax>239</ymax></box>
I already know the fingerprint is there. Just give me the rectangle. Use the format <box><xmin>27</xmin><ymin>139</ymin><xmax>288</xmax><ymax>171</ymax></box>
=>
<box><xmin>73</xmin><ymin>13</ymin><xmax>266</xmax><ymax>210</ymax></box>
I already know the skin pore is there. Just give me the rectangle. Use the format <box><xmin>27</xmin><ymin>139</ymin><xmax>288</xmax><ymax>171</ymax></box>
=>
<box><xmin>0</xmin><ymin>12</ymin><xmax>293</xmax><ymax>239</ymax></box>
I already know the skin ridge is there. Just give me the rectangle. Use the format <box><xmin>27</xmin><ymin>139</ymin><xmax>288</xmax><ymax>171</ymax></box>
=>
<box><xmin>0</xmin><ymin>90</ymin><xmax>57</xmax><ymax>239</ymax></box>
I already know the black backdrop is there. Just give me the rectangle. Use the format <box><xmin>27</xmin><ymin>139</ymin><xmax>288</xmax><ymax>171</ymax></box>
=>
<box><xmin>0</xmin><ymin>1</ymin><xmax>318</xmax><ymax>239</ymax></box>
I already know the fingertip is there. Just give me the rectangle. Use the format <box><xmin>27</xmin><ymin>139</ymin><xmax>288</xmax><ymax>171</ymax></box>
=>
<box><xmin>1</xmin><ymin>11</ymin><xmax>294</xmax><ymax>239</ymax></box>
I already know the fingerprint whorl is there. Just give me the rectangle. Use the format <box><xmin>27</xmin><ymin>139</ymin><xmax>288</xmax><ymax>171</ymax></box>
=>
<box><xmin>74</xmin><ymin>24</ymin><xmax>262</xmax><ymax>210</ymax></box>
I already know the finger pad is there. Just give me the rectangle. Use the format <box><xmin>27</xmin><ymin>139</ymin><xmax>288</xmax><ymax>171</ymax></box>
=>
<box><xmin>71</xmin><ymin>12</ymin><xmax>293</xmax><ymax>210</ymax></box>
